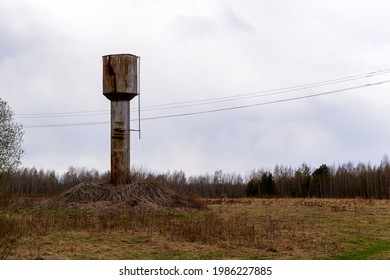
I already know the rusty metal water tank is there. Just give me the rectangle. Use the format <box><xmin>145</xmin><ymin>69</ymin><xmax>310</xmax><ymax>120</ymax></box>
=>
<box><xmin>102</xmin><ymin>54</ymin><xmax>139</xmax><ymax>101</ymax></box>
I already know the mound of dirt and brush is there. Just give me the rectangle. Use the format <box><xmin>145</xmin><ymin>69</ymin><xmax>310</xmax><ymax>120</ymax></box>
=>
<box><xmin>49</xmin><ymin>180</ymin><xmax>204</xmax><ymax>210</ymax></box>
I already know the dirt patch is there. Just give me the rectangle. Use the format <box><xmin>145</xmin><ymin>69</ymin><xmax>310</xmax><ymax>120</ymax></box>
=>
<box><xmin>48</xmin><ymin>180</ymin><xmax>205</xmax><ymax>210</ymax></box>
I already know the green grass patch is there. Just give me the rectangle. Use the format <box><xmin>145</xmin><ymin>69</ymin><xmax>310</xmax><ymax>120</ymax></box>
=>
<box><xmin>331</xmin><ymin>237</ymin><xmax>390</xmax><ymax>260</ymax></box>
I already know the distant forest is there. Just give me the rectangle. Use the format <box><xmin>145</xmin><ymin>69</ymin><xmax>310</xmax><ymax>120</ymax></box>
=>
<box><xmin>2</xmin><ymin>156</ymin><xmax>390</xmax><ymax>199</ymax></box>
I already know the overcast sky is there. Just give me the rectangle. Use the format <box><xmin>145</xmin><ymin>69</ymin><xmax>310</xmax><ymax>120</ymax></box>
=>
<box><xmin>2</xmin><ymin>0</ymin><xmax>390</xmax><ymax>176</ymax></box>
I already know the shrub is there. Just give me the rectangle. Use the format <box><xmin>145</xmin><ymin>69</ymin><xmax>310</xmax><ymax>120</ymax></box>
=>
<box><xmin>0</xmin><ymin>216</ymin><xmax>20</xmax><ymax>259</ymax></box>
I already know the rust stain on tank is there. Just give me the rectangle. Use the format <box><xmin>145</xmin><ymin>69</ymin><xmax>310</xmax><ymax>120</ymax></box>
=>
<box><xmin>106</xmin><ymin>56</ymin><xmax>117</xmax><ymax>92</ymax></box>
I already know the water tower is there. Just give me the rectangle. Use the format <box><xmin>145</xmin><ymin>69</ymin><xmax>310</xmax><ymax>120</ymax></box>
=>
<box><xmin>102</xmin><ymin>54</ymin><xmax>140</xmax><ymax>185</ymax></box>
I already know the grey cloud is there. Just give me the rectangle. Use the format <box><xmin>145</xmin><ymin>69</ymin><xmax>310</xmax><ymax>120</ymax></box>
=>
<box><xmin>222</xmin><ymin>3</ymin><xmax>255</xmax><ymax>33</ymax></box>
<box><xmin>170</xmin><ymin>2</ymin><xmax>255</xmax><ymax>42</ymax></box>
<box><xmin>171</xmin><ymin>14</ymin><xmax>221</xmax><ymax>41</ymax></box>
<box><xmin>0</xmin><ymin>25</ymin><xmax>23</xmax><ymax>62</ymax></box>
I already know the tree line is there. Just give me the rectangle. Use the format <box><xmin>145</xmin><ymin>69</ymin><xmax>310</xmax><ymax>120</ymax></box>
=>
<box><xmin>3</xmin><ymin>166</ymin><xmax>109</xmax><ymax>196</ymax></box>
<box><xmin>1</xmin><ymin>157</ymin><xmax>390</xmax><ymax>199</ymax></box>
<box><xmin>247</xmin><ymin>157</ymin><xmax>390</xmax><ymax>199</ymax></box>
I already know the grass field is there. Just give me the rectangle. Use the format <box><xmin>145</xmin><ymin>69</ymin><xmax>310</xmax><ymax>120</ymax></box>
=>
<box><xmin>1</xmin><ymin>196</ymin><xmax>390</xmax><ymax>259</ymax></box>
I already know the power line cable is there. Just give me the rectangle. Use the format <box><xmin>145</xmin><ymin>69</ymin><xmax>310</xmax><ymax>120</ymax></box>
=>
<box><xmin>24</xmin><ymin>121</ymin><xmax>109</xmax><ymax>128</ymax></box>
<box><xmin>140</xmin><ymin>80</ymin><xmax>390</xmax><ymax>120</ymax></box>
<box><xmin>132</xmin><ymin>68</ymin><xmax>390</xmax><ymax>110</ymax></box>
<box><xmin>16</xmin><ymin>109</ymin><xmax>108</xmax><ymax>118</ymax></box>
<box><xmin>16</xmin><ymin>68</ymin><xmax>390</xmax><ymax>118</ymax></box>
<box><xmin>15</xmin><ymin>112</ymin><xmax>109</xmax><ymax>119</ymax></box>
<box><xmin>23</xmin><ymin>79</ymin><xmax>390</xmax><ymax>128</ymax></box>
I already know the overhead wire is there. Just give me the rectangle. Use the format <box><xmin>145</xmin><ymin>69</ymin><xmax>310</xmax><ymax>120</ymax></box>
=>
<box><xmin>137</xmin><ymin>68</ymin><xmax>390</xmax><ymax>112</ymax></box>
<box><xmin>16</xmin><ymin>68</ymin><xmax>390</xmax><ymax>119</ymax></box>
<box><xmin>140</xmin><ymin>80</ymin><xmax>390</xmax><ymax>120</ymax></box>
<box><xmin>22</xmin><ymin>78</ymin><xmax>390</xmax><ymax>128</ymax></box>
<box><xmin>15</xmin><ymin>111</ymin><xmax>109</xmax><ymax>119</ymax></box>
<box><xmin>23</xmin><ymin>121</ymin><xmax>109</xmax><ymax>128</ymax></box>
<box><xmin>15</xmin><ymin>109</ymin><xmax>108</xmax><ymax>118</ymax></box>
<box><xmin>16</xmin><ymin>69</ymin><xmax>390</xmax><ymax>128</ymax></box>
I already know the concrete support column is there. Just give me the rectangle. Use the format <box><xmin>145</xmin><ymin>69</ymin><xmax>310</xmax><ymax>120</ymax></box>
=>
<box><xmin>110</xmin><ymin>101</ymin><xmax>130</xmax><ymax>185</ymax></box>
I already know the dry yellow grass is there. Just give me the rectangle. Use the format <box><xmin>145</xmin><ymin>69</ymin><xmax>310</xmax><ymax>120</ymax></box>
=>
<box><xmin>2</xmin><ymin>197</ymin><xmax>390</xmax><ymax>259</ymax></box>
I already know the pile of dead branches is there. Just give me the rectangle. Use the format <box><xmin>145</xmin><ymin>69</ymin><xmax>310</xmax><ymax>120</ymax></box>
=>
<box><xmin>51</xmin><ymin>180</ymin><xmax>204</xmax><ymax>210</ymax></box>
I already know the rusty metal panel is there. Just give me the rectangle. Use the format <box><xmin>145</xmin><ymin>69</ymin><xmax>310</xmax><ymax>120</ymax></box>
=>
<box><xmin>103</xmin><ymin>54</ymin><xmax>138</xmax><ymax>101</ymax></box>
<box><xmin>110</xmin><ymin>101</ymin><xmax>130</xmax><ymax>185</ymax></box>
